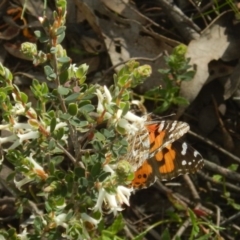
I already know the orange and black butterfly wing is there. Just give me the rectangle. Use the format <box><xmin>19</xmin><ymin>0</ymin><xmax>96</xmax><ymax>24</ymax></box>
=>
<box><xmin>131</xmin><ymin>160</ymin><xmax>157</xmax><ymax>189</ymax></box>
<box><xmin>149</xmin><ymin>140</ymin><xmax>204</xmax><ymax>181</ymax></box>
<box><xmin>146</xmin><ymin>121</ymin><xmax>190</xmax><ymax>154</ymax></box>
<box><xmin>131</xmin><ymin>122</ymin><xmax>204</xmax><ymax>189</ymax></box>
<box><xmin>131</xmin><ymin>140</ymin><xmax>203</xmax><ymax>189</ymax></box>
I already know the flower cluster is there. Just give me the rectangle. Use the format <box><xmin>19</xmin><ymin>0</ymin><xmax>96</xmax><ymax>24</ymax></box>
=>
<box><xmin>93</xmin><ymin>85</ymin><xmax>148</xmax><ymax>215</ymax></box>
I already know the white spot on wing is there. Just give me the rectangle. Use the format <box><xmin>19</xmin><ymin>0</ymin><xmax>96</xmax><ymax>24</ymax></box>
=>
<box><xmin>182</xmin><ymin>160</ymin><xmax>187</xmax><ymax>166</ymax></box>
<box><xmin>194</xmin><ymin>150</ymin><xmax>200</xmax><ymax>158</ymax></box>
<box><xmin>181</xmin><ymin>142</ymin><xmax>188</xmax><ymax>155</ymax></box>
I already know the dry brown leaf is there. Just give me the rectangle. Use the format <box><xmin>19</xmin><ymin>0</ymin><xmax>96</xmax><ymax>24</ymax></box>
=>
<box><xmin>0</xmin><ymin>25</ymin><xmax>20</xmax><ymax>40</ymax></box>
<box><xmin>80</xmin><ymin>0</ymin><xmax>175</xmax><ymax>92</ymax></box>
<box><xmin>101</xmin><ymin>0</ymin><xmax>144</xmax><ymax>23</ymax></box>
<box><xmin>177</xmin><ymin>12</ymin><xmax>240</xmax><ymax>117</ymax></box>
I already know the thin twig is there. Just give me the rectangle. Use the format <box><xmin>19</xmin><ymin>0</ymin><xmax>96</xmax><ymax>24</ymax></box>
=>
<box><xmin>156</xmin><ymin>0</ymin><xmax>201</xmax><ymax>41</ymax></box>
<box><xmin>204</xmin><ymin>159</ymin><xmax>240</xmax><ymax>182</ymax></box>
<box><xmin>56</xmin><ymin>142</ymin><xmax>85</xmax><ymax>169</ymax></box>
<box><xmin>189</xmin><ymin>130</ymin><xmax>240</xmax><ymax>164</ymax></box>
<box><xmin>172</xmin><ymin>218</ymin><xmax>191</xmax><ymax>240</ymax></box>
<box><xmin>220</xmin><ymin>212</ymin><xmax>240</xmax><ymax>226</ymax></box>
<box><xmin>198</xmin><ymin>171</ymin><xmax>240</xmax><ymax>192</ymax></box>
<box><xmin>183</xmin><ymin>174</ymin><xmax>201</xmax><ymax>200</ymax></box>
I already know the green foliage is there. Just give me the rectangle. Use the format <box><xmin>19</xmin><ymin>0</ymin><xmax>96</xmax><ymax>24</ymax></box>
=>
<box><xmin>144</xmin><ymin>44</ymin><xmax>195</xmax><ymax>113</ymax></box>
<box><xmin>0</xmin><ymin>1</ymin><xmax>153</xmax><ymax>239</ymax></box>
<box><xmin>212</xmin><ymin>164</ymin><xmax>240</xmax><ymax>210</ymax></box>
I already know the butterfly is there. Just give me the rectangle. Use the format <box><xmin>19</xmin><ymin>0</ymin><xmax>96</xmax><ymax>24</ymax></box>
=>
<box><xmin>126</xmin><ymin>121</ymin><xmax>204</xmax><ymax>189</ymax></box>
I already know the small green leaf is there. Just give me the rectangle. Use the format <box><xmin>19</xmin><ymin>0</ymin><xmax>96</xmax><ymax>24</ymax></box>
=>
<box><xmin>56</xmin><ymin>0</ymin><xmax>67</xmax><ymax>8</ymax></box>
<box><xmin>59</xmin><ymin>112</ymin><xmax>72</xmax><ymax>120</ymax></box>
<box><xmin>98</xmin><ymin>171</ymin><xmax>111</xmax><ymax>182</ymax></box>
<box><xmin>56</xmin><ymin>127</ymin><xmax>65</xmax><ymax>140</ymax></box>
<box><xmin>76</xmin><ymin>63</ymin><xmax>89</xmax><ymax>80</ymax></box>
<box><xmin>195</xmin><ymin>233</ymin><xmax>213</xmax><ymax>240</ymax></box>
<box><xmin>50</xmin><ymin>117</ymin><xmax>57</xmax><ymax>132</ymax></box>
<box><xmin>57</xmin><ymin>56</ymin><xmax>70</xmax><ymax>63</ymax></box>
<box><xmin>50</xmin><ymin>47</ymin><xmax>56</xmax><ymax>53</ymax></box>
<box><xmin>58</xmin><ymin>86</ymin><xmax>69</xmax><ymax>95</ymax></box>
<box><xmin>90</xmin><ymin>162</ymin><xmax>101</xmax><ymax>177</ymax></box>
<box><xmin>102</xmin><ymin>129</ymin><xmax>115</xmax><ymax>138</ymax></box>
<box><xmin>154</xmin><ymin>101</ymin><xmax>171</xmax><ymax>113</ymax></box>
<box><xmin>51</xmin><ymin>156</ymin><xmax>64</xmax><ymax>165</ymax></box>
<box><xmin>106</xmin><ymin>214</ymin><xmax>124</xmax><ymax>234</ymax></box>
<box><xmin>160</xmin><ymin>229</ymin><xmax>171</xmax><ymax>240</ymax></box>
<box><xmin>57</xmin><ymin>32</ymin><xmax>65</xmax><ymax>44</ymax></box>
<box><xmin>74</xmin><ymin>167</ymin><xmax>85</xmax><ymax>178</ymax></box>
<box><xmin>56</xmin><ymin>26</ymin><xmax>66</xmax><ymax>36</ymax></box>
<box><xmin>48</xmin><ymin>138</ymin><xmax>56</xmax><ymax>151</ymax></box>
<box><xmin>34</xmin><ymin>30</ymin><xmax>41</xmax><ymax>38</ymax></box>
<box><xmin>117</xmin><ymin>75</ymin><xmax>129</xmax><ymax>87</ymax></box>
<box><xmin>20</xmin><ymin>92</ymin><xmax>28</xmax><ymax>103</ymax></box>
<box><xmin>69</xmin><ymin>119</ymin><xmax>88</xmax><ymax>128</ymax></box>
<box><xmin>119</xmin><ymin>101</ymin><xmax>130</xmax><ymax>116</ymax></box>
<box><xmin>68</xmin><ymin>103</ymin><xmax>78</xmax><ymax>116</ymax></box>
<box><xmin>44</xmin><ymin>65</ymin><xmax>56</xmax><ymax>80</ymax></box>
<box><xmin>94</xmin><ymin>131</ymin><xmax>105</xmax><ymax>141</ymax></box>
<box><xmin>212</xmin><ymin>174</ymin><xmax>222</xmax><ymax>182</ymax></box>
<box><xmin>65</xmin><ymin>93</ymin><xmax>80</xmax><ymax>102</ymax></box>
<box><xmin>44</xmin><ymin>65</ymin><xmax>53</xmax><ymax>75</ymax></box>
<box><xmin>79</xmin><ymin>104</ymin><xmax>95</xmax><ymax>113</ymax></box>
<box><xmin>172</xmin><ymin>96</ymin><xmax>189</xmax><ymax>105</ymax></box>
<box><xmin>228</xmin><ymin>163</ymin><xmax>238</xmax><ymax>171</ymax></box>
<box><xmin>59</xmin><ymin>70</ymin><xmax>69</xmax><ymax>84</ymax></box>
<box><xmin>55</xmin><ymin>197</ymin><xmax>65</xmax><ymax>206</ymax></box>
<box><xmin>92</xmin><ymin>141</ymin><xmax>103</xmax><ymax>151</ymax></box>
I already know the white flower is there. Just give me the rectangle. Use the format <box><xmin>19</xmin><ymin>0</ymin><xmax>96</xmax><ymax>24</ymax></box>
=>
<box><xmin>17</xmin><ymin>228</ymin><xmax>28</xmax><ymax>240</ymax></box>
<box><xmin>68</xmin><ymin>64</ymin><xmax>78</xmax><ymax>79</ymax></box>
<box><xmin>95</xmin><ymin>88</ymin><xmax>111</xmax><ymax>119</ymax></box>
<box><xmin>69</xmin><ymin>63</ymin><xmax>78</xmax><ymax>72</ymax></box>
<box><xmin>124</xmin><ymin>111</ymin><xmax>145</xmax><ymax>123</ymax></box>
<box><xmin>46</xmin><ymin>121</ymin><xmax>67</xmax><ymax>133</ymax></box>
<box><xmin>106</xmin><ymin>192</ymin><xmax>123</xmax><ymax>215</ymax></box>
<box><xmin>92</xmin><ymin>187</ymin><xmax>105</xmax><ymax>213</ymax></box>
<box><xmin>14</xmin><ymin>177</ymin><xmax>33</xmax><ymax>190</ymax></box>
<box><xmin>95</xmin><ymin>85</ymin><xmax>147</xmax><ymax>132</ymax></box>
<box><xmin>11</xmin><ymin>101</ymin><xmax>25</xmax><ymax>115</ymax></box>
<box><xmin>17</xmin><ymin>131</ymin><xmax>39</xmax><ymax>143</ymax></box>
<box><xmin>116</xmin><ymin>186</ymin><xmax>132</xmax><ymax>206</ymax></box>
<box><xmin>103</xmin><ymin>164</ymin><xmax>115</xmax><ymax>175</ymax></box>
<box><xmin>96</xmin><ymin>89</ymin><xmax>104</xmax><ymax>114</ymax></box>
<box><xmin>92</xmin><ymin>184</ymin><xmax>133</xmax><ymax>215</ymax></box>
<box><xmin>103</xmin><ymin>85</ymin><xmax>112</xmax><ymax>103</ymax></box>
<box><xmin>81</xmin><ymin>213</ymin><xmax>101</xmax><ymax>228</ymax></box>
<box><xmin>55</xmin><ymin>122</ymin><xmax>67</xmax><ymax>130</ymax></box>
<box><xmin>54</xmin><ymin>213</ymin><xmax>68</xmax><ymax>228</ymax></box>
<box><xmin>27</xmin><ymin>153</ymin><xmax>48</xmax><ymax>179</ymax></box>
<box><xmin>14</xmin><ymin>123</ymin><xmax>32</xmax><ymax>130</ymax></box>
<box><xmin>14</xmin><ymin>153</ymin><xmax>48</xmax><ymax>190</ymax></box>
